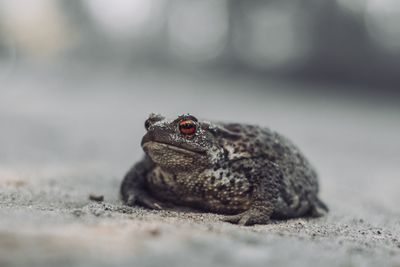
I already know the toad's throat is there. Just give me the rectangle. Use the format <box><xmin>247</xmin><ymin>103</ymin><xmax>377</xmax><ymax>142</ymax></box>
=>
<box><xmin>142</xmin><ymin>141</ymin><xmax>206</xmax><ymax>155</ymax></box>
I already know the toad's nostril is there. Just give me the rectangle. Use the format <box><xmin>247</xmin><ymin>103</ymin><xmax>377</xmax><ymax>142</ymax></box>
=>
<box><xmin>145</xmin><ymin>113</ymin><xmax>165</xmax><ymax>130</ymax></box>
<box><xmin>148</xmin><ymin>113</ymin><xmax>165</xmax><ymax>122</ymax></box>
<box><xmin>144</xmin><ymin>119</ymin><xmax>151</xmax><ymax>130</ymax></box>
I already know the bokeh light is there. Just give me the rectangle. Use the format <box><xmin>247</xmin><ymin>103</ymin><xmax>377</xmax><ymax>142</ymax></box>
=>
<box><xmin>336</xmin><ymin>0</ymin><xmax>367</xmax><ymax>14</ymax></box>
<box><xmin>84</xmin><ymin>0</ymin><xmax>157</xmax><ymax>38</ymax></box>
<box><xmin>233</xmin><ymin>3</ymin><xmax>310</xmax><ymax>69</ymax></box>
<box><xmin>364</xmin><ymin>0</ymin><xmax>400</xmax><ymax>52</ymax></box>
<box><xmin>167</xmin><ymin>0</ymin><xmax>228</xmax><ymax>62</ymax></box>
<box><xmin>0</xmin><ymin>0</ymin><xmax>71</xmax><ymax>58</ymax></box>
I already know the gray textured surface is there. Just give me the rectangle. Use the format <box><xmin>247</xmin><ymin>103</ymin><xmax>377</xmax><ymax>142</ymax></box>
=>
<box><xmin>1</xmin><ymin>66</ymin><xmax>400</xmax><ymax>267</ymax></box>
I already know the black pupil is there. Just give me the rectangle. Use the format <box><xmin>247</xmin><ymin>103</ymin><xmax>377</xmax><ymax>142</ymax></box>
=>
<box><xmin>181</xmin><ymin>123</ymin><xmax>194</xmax><ymax>129</ymax></box>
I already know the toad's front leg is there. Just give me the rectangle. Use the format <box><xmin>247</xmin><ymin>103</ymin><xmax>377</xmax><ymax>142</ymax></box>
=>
<box><xmin>120</xmin><ymin>156</ymin><xmax>169</xmax><ymax>210</ymax></box>
<box><xmin>220</xmin><ymin>158</ymin><xmax>282</xmax><ymax>226</ymax></box>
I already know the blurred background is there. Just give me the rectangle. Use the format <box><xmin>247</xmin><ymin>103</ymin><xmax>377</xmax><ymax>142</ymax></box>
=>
<box><xmin>0</xmin><ymin>1</ymin><xmax>400</xmax><ymax>266</ymax></box>
<box><xmin>0</xmin><ymin>0</ymin><xmax>399</xmax><ymax>196</ymax></box>
<box><xmin>2</xmin><ymin>0</ymin><xmax>400</xmax><ymax>87</ymax></box>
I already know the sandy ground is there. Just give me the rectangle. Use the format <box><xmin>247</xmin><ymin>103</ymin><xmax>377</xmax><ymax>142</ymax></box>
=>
<box><xmin>0</xmin><ymin>66</ymin><xmax>399</xmax><ymax>267</ymax></box>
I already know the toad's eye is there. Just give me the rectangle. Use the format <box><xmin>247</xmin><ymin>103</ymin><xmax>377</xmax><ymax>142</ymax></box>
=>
<box><xmin>179</xmin><ymin>120</ymin><xmax>197</xmax><ymax>135</ymax></box>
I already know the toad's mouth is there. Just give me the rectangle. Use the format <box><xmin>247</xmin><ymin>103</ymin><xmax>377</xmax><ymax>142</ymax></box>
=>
<box><xmin>142</xmin><ymin>141</ymin><xmax>206</xmax><ymax>155</ymax></box>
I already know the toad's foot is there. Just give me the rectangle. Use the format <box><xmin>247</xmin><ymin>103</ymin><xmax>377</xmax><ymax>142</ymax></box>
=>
<box><xmin>221</xmin><ymin>209</ymin><xmax>271</xmax><ymax>226</ymax></box>
<box><xmin>126</xmin><ymin>193</ymin><xmax>172</xmax><ymax>210</ymax></box>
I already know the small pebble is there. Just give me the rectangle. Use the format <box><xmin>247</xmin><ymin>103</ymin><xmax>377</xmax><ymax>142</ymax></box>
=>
<box><xmin>89</xmin><ymin>194</ymin><xmax>104</xmax><ymax>202</ymax></box>
<box><xmin>72</xmin><ymin>209</ymin><xmax>84</xmax><ymax>217</ymax></box>
<box><xmin>148</xmin><ymin>228</ymin><xmax>161</xmax><ymax>236</ymax></box>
